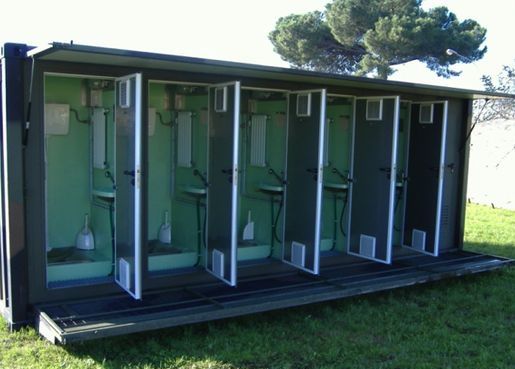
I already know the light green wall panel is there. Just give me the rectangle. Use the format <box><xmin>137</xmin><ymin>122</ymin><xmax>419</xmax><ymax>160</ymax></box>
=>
<box><xmin>45</xmin><ymin>76</ymin><xmax>91</xmax><ymax>249</ymax></box>
<box><xmin>147</xmin><ymin>83</ymin><xmax>173</xmax><ymax>241</ymax></box>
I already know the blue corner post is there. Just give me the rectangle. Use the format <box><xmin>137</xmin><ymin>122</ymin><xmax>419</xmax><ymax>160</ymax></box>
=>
<box><xmin>1</xmin><ymin>43</ymin><xmax>30</xmax><ymax>328</ymax></box>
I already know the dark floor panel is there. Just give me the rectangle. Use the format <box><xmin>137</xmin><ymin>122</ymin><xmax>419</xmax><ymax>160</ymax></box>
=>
<box><xmin>35</xmin><ymin>250</ymin><xmax>512</xmax><ymax>343</ymax></box>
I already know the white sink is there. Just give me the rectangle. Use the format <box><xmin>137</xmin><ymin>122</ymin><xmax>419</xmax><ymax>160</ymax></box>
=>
<box><xmin>324</xmin><ymin>182</ymin><xmax>349</xmax><ymax>192</ymax></box>
<box><xmin>258</xmin><ymin>183</ymin><xmax>284</xmax><ymax>195</ymax></box>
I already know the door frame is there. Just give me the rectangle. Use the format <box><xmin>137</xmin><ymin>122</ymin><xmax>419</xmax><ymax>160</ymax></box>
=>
<box><xmin>282</xmin><ymin>88</ymin><xmax>327</xmax><ymax>275</ymax></box>
<box><xmin>403</xmin><ymin>100</ymin><xmax>448</xmax><ymax>256</ymax></box>
<box><xmin>347</xmin><ymin>96</ymin><xmax>400</xmax><ymax>264</ymax></box>
<box><xmin>206</xmin><ymin>81</ymin><xmax>241</xmax><ymax>286</ymax></box>
<box><xmin>114</xmin><ymin>72</ymin><xmax>143</xmax><ymax>299</ymax></box>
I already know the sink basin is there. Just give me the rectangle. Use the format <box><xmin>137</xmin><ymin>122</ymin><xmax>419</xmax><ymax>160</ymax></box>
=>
<box><xmin>258</xmin><ymin>183</ymin><xmax>284</xmax><ymax>195</ymax></box>
<box><xmin>183</xmin><ymin>185</ymin><xmax>207</xmax><ymax>197</ymax></box>
<box><xmin>324</xmin><ymin>182</ymin><xmax>349</xmax><ymax>192</ymax></box>
<box><xmin>92</xmin><ymin>187</ymin><xmax>115</xmax><ymax>200</ymax></box>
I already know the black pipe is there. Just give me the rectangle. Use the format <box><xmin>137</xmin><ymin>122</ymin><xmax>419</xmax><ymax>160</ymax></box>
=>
<box><xmin>108</xmin><ymin>202</ymin><xmax>115</xmax><ymax>275</ymax></box>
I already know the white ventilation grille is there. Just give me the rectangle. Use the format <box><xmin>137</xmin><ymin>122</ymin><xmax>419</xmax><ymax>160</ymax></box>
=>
<box><xmin>250</xmin><ymin>115</ymin><xmax>267</xmax><ymax>167</ymax></box>
<box><xmin>119</xmin><ymin>80</ymin><xmax>131</xmax><ymax>108</ymax></box>
<box><xmin>419</xmin><ymin>103</ymin><xmax>434</xmax><ymax>124</ymax></box>
<box><xmin>359</xmin><ymin>234</ymin><xmax>376</xmax><ymax>258</ymax></box>
<box><xmin>177</xmin><ymin>111</ymin><xmax>192</xmax><ymax>168</ymax></box>
<box><xmin>118</xmin><ymin>258</ymin><xmax>131</xmax><ymax>291</ymax></box>
<box><xmin>296</xmin><ymin>93</ymin><xmax>311</xmax><ymax>117</ymax></box>
<box><xmin>212</xmin><ymin>249</ymin><xmax>225</xmax><ymax>279</ymax></box>
<box><xmin>366</xmin><ymin>99</ymin><xmax>383</xmax><ymax>121</ymax></box>
<box><xmin>412</xmin><ymin>229</ymin><xmax>426</xmax><ymax>251</ymax></box>
<box><xmin>214</xmin><ymin>86</ymin><xmax>227</xmax><ymax>113</ymax></box>
<box><xmin>291</xmin><ymin>241</ymin><xmax>306</xmax><ymax>268</ymax></box>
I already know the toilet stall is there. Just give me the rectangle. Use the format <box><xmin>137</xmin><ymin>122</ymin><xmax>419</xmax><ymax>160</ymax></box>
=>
<box><xmin>0</xmin><ymin>42</ymin><xmax>512</xmax><ymax>343</ymax></box>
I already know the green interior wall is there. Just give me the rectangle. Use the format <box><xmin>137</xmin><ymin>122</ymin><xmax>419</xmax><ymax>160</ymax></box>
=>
<box><xmin>172</xmin><ymin>94</ymin><xmax>208</xmax><ymax>254</ymax></box>
<box><xmin>90</xmin><ymin>89</ymin><xmax>115</xmax><ymax>260</ymax></box>
<box><xmin>147</xmin><ymin>83</ymin><xmax>173</xmax><ymax>242</ymax></box>
<box><xmin>238</xmin><ymin>96</ymin><xmax>288</xmax><ymax>259</ymax></box>
<box><xmin>45</xmin><ymin>75</ymin><xmax>114</xmax><ymax>283</ymax></box>
<box><xmin>321</xmin><ymin>100</ymin><xmax>353</xmax><ymax>252</ymax></box>
<box><xmin>147</xmin><ymin>84</ymin><xmax>208</xmax><ymax>261</ymax></box>
<box><xmin>45</xmin><ymin>76</ymin><xmax>91</xmax><ymax>249</ymax></box>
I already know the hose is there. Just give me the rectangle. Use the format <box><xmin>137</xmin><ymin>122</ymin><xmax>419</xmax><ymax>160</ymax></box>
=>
<box><xmin>272</xmin><ymin>196</ymin><xmax>284</xmax><ymax>243</ymax></box>
<box><xmin>108</xmin><ymin>202</ymin><xmax>115</xmax><ymax>275</ymax></box>
<box><xmin>393</xmin><ymin>188</ymin><xmax>403</xmax><ymax>232</ymax></box>
<box><xmin>339</xmin><ymin>192</ymin><xmax>348</xmax><ymax>238</ymax></box>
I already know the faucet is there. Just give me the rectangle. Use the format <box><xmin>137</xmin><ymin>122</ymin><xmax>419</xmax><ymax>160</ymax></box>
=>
<box><xmin>267</xmin><ymin>167</ymin><xmax>285</xmax><ymax>185</ymax></box>
<box><xmin>331</xmin><ymin>167</ymin><xmax>349</xmax><ymax>182</ymax></box>
<box><xmin>193</xmin><ymin>169</ymin><xmax>209</xmax><ymax>187</ymax></box>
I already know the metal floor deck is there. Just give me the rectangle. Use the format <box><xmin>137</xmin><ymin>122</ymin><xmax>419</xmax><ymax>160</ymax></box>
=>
<box><xmin>35</xmin><ymin>250</ymin><xmax>512</xmax><ymax>343</ymax></box>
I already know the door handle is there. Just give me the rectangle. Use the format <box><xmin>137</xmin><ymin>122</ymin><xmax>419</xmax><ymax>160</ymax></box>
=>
<box><xmin>379</xmin><ymin>167</ymin><xmax>391</xmax><ymax>180</ymax></box>
<box><xmin>221</xmin><ymin>168</ymin><xmax>235</xmax><ymax>183</ymax></box>
<box><xmin>306</xmin><ymin>168</ymin><xmax>319</xmax><ymax>182</ymax></box>
<box><xmin>123</xmin><ymin>170</ymin><xmax>135</xmax><ymax>177</ymax></box>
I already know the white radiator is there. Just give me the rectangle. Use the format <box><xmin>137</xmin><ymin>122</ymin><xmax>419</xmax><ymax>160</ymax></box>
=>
<box><xmin>177</xmin><ymin>111</ymin><xmax>192</xmax><ymax>167</ymax></box>
<box><xmin>92</xmin><ymin>107</ymin><xmax>106</xmax><ymax>169</ymax></box>
<box><xmin>250</xmin><ymin>114</ymin><xmax>267</xmax><ymax>167</ymax></box>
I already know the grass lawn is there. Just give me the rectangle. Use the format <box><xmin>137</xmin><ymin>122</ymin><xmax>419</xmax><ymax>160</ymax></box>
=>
<box><xmin>1</xmin><ymin>203</ymin><xmax>514</xmax><ymax>369</ymax></box>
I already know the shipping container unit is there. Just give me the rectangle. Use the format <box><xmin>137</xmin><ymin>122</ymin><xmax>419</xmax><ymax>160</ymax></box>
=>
<box><xmin>0</xmin><ymin>42</ymin><xmax>512</xmax><ymax>344</ymax></box>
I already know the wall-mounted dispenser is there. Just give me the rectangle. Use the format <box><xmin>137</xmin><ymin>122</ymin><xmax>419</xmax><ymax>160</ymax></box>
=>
<box><xmin>44</xmin><ymin>104</ymin><xmax>70</xmax><ymax>135</ymax></box>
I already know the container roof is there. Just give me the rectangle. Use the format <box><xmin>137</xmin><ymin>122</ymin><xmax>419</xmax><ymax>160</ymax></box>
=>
<box><xmin>27</xmin><ymin>42</ymin><xmax>515</xmax><ymax>100</ymax></box>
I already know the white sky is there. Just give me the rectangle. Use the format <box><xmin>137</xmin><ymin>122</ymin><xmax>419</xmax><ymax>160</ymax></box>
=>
<box><xmin>1</xmin><ymin>0</ymin><xmax>514</xmax><ymax>90</ymax></box>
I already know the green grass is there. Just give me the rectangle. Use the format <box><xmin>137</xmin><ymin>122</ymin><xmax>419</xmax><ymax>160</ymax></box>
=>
<box><xmin>1</xmin><ymin>203</ymin><xmax>514</xmax><ymax>369</ymax></box>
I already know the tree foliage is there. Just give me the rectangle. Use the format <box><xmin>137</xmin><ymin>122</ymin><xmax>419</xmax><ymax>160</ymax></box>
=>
<box><xmin>475</xmin><ymin>64</ymin><xmax>515</xmax><ymax>122</ymax></box>
<box><xmin>269</xmin><ymin>0</ymin><xmax>487</xmax><ymax>79</ymax></box>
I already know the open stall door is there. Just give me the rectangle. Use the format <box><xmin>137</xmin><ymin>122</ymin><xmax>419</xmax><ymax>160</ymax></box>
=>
<box><xmin>283</xmin><ymin>89</ymin><xmax>327</xmax><ymax>274</ymax></box>
<box><xmin>403</xmin><ymin>101</ymin><xmax>448</xmax><ymax>256</ymax></box>
<box><xmin>206</xmin><ymin>82</ymin><xmax>241</xmax><ymax>286</ymax></box>
<box><xmin>114</xmin><ymin>73</ymin><xmax>143</xmax><ymax>299</ymax></box>
<box><xmin>348</xmin><ymin>96</ymin><xmax>400</xmax><ymax>264</ymax></box>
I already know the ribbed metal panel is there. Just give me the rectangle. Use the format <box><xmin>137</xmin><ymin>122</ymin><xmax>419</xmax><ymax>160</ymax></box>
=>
<box><xmin>359</xmin><ymin>234</ymin><xmax>376</xmax><ymax>258</ymax></box>
<box><xmin>291</xmin><ymin>241</ymin><xmax>306</xmax><ymax>268</ymax></box>
<box><xmin>412</xmin><ymin>229</ymin><xmax>426</xmax><ymax>251</ymax></box>
<box><xmin>250</xmin><ymin>114</ymin><xmax>267</xmax><ymax>167</ymax></box>
<box><xmin>177</xmin><ymin>111</ymin><xmax>192</xmax><ymax>167</ymax></box>
<box><xmin>212</xmin><ymin>249</ymin><xmax>225</xmax><ymax>279</ymax></box>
